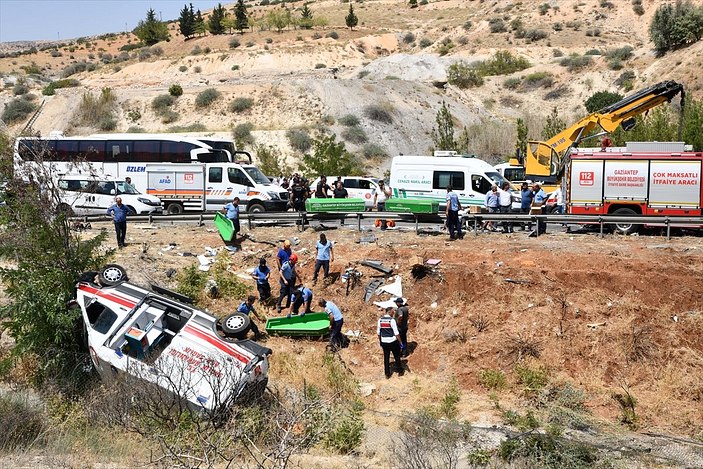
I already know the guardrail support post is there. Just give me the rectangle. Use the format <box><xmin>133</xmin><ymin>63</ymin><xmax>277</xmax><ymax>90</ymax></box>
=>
<box><xmin>149</xmin><ymin>214</ymin><xmax>152</xmax><ymax>224</ymax></box>
<box><xmin>414</xmin><ymin>214</ymin><xmax>419</xmax><ymax>234</ymax></box>
<box><xmin>474</xmin><ymin>217</ymin><xmax>479</xmax><ymax>236</ymax></box>
<box><xmin>599</xmin><ymin>217</ymin><xmax>604</xmax><ymax>238</ymax></box>
<box><xmin>665</xmin><ymin>217</ymin><xmax>671</xmax><ymax>240</ymax></box>
<box><xmin>357</xmin><ymin>213</ymin><xmax>361</xmax><ymax>232</ymax></box>
<box><xmin>248</xmin><ymin>215</ymin><xmax>253</xmax><ymax>230</ymax></box>
<box><xmin>199</xmin><ymin>213</ymin><xmax>203</xmax><ymax>226</ymax></box>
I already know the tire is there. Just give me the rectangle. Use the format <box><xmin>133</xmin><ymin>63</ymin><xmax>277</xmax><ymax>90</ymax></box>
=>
<box><xmin>611</xmin><ymin>207</ymin><xmax>640</xmax><ymax>235</ymax></box>
<box><xmin>99</xmin><ymin>264</ymin><xmax>128</xmax><ymax>286</ymax></box>
<box><xmin>166</xmin><ymin>203</ymin><xmax>183</xmax><ymax>215</ymax></box>
<box><xmin>221</xmin><ymin>313</ymin><xmax>251</xmax><ymax>339</ymax></box>
<box><xmin>248</xmin><ymin>203</ymin><xmax>265</xmax><ymax>213</ymax></box>
<box><xmin>125</xmin><ymin>205</ymin><xmax>137</xmax><ymax>215</ymax></box>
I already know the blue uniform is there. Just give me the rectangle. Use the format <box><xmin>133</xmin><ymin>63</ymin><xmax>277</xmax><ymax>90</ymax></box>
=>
<box><xmin>106</xmin><ymin>202</ymin><xmax>129</xmax><ymax>247</ymax></box>
<box><xmin>325</xmin><ymin>301</ymin><xmax>344</xmax><ymax>351</ymax></box>
<box><xmin>291</xmin><ymin>287</ymin><xmax>314</xmax><ymax>316</ymax></box>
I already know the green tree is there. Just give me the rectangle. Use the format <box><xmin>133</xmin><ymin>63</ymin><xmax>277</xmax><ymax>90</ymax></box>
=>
<box><xmin>299</xmin><ymin>4</ymin><xmax>314</xmax><ymax>29</ymax></box>
<box><xmin>222</xmin><ymin>15</ymin><xmax>237</xmax><ymax>34</ymax></box>
<box><xmin>301</xmin><ymin>134</ymin><xmax>360</xmax><ymax>177</ymax></box>
<box><xmin>0</xmin><ymin>134</ymin><xmax>110</xmax><ymax>387</ymax></box>
<box><xmin>133</xmin><ymin>8</ymin><xmax>169</xmax><ymax>46</ymax></box>
<box><xmin>649</xmin><ymin>0</ymin><xmax>703</xmax><ymax>54</ymax></box>
<box><xmin>195</xmin><ymin>10</ymin><xmax>207</xmax><ymax>36</ymax></box>
<box><xmin>267</xmin><ymin>8</ymin><xmax>291</xmax><ymax>32</ymax></box>
<box><xmin>178</xmin><ymin>3</ymin><xmax>196</xmax><ymax>39</ymax></box>
<box><xmin>431</xmin><ymin>102</ymin><xmax>456</xmax><ymax>151</ymax></box>
<box><xmin>254</xmin><ymin>143</ymin><xmax>291</xmax><ymax>176</ymax></box>
<box><xmin>345</xmin><ymin>3</ymin><xmax>358</xmax><ymax>30</ymax></box>
<box><xmin>235</xmin><ymin>0</ymin><xmax>249</xmax><ymax>33</ymax></box>
<box><xmin>584</xmin><ymin>90</ymin><xmax>623</xmax><ymax>113</ymax></box>
<box><xmin>208</xmin><ymin>3</ymin><xmax>227</xmax><ymax>35</ymax></box>
<box><xmin>681</xmin><ymin>97</ymin><xmax>703</xmax><ymax>151</ymax></box>
<box><xmin>541</xmin><ymin>107</ymin><xmax>565</xmax><ymax>140</ymax></box>
<box><xmin>516</xmin><ymin>117</ymin><xmax>528</xmax><ymax>160</ymax></box>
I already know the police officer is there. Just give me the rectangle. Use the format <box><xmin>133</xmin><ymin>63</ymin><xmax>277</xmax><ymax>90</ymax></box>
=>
<box><xmin>377</xmin><ymin>307</ymin><xmax>403</xmax><ymax>378</ymax></box>
<box><xmin>395</xmin><ymin>297</ymin><xmax>409</xmax><ymax>357</ymax></box>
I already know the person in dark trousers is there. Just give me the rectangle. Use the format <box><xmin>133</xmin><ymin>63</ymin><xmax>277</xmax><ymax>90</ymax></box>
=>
<box><xmin>498</xmin><ymin>182</ymin><xmax>514</xmax><ymax>233</ymax></box>
<box><xmin>445</xmin><ymin>185</ymin><xmax>463</xmax><ymax>240</ymax></box>
<box><xmin>395</xmin><ymin>297</ymin><xmax>409</xmax><ymax>357</ymax></box>
<box><xmin>291</xmin><ymin>177</ymin><xmax>306</xmax><ymax>212</ymax></box>
<box><xmin>531</xmin><ymin>183</ymin><xmax>548</xmax><ymax>236</ymax></box>
<box><xmin>276</xmin><ymin>239</ymin><xmax>292</xmax><ymax>269</ymax></box>
<box><xmin>277</xmin><ymin>253</ymin><xmax>299</xmax><ymax>313</ymax></box>
<box><xmin>320</xmin><ymin>298</ymin><xmax>343</xmax><ymax>352</ymax></box>
<box><xmin>222</xmin><ymin>196</ymin><xmax>241</xmax><ymax>241</ymax></box>
<box><xmin>290</xmin><ymin>284</ymin><xmax>313</xmax><ymax>317</ymax></box>
<box><xmin>251</xmin><ymin>258</ymin><xmax>271</xmax><ymax>301</ymax></box>
<box><xmin>374</xmin><ymin>180</ymin><xmax>391</xmax><ymax>230</ymax></box>
<box><xmin>520</xmin><ymin>182</ymin><xmax>533</xmax><ymax>231</ymax></box>
<box><xmin>106</xmin><ymin>196</ymin><xmax>129</xmax><ymax>248</ymax></box>
<box><xmin>236</xmin><ymin>295</ymin><xmax>266</xmax><ymax>340</ymax></box>
<box><xmin>312</xmin><ymin>233</ymin><xmax>334</xmax><ymax>284</ymax></box>
<box><xmin>377</xmin><ymin>307</ymin><xmax>403</xmax><ymax>378</ymax></box>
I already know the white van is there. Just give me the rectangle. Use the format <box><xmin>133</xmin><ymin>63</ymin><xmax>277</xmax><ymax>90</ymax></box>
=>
<box><xmin>494</xmin><ymin>162</ymin><xmax>526</xmax><ymax>183</ymax></box>
<box><xmin>57</xmin><ymin>175</ymin><xmax>163</xmax><ymax>216</ymax></box>
<box><xmin>310</xmin><ymin>176</ymin><xmax>381</xmax><ymax>209</ymax></box>
<box><xmin>390</xmin><ymin>154</ymin><xmax>520</xmax><ymax>210</ymax></box>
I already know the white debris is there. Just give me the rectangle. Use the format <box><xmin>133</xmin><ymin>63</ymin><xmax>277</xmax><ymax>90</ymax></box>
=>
<box><xmin>430</xmin><ymin>302</ymin><xmax>438</xmax><ymax>309</ymax></box>
<box><xmin>376</xmin><ymin>275</ymin><xmax>403</xmax><ymax>297</ymax></box>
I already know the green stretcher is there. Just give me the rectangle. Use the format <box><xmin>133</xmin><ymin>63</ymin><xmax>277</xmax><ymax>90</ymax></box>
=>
<box><xmin>214</xmin><ymin>212</ymin><xmax>236</xmax><ymax>242</ymax></box>
<box><xmin>305</xmin><ymin>198</ymin><xmax>366</xmax><ymax>213</ymax></box>
<box><xmin>265</xmin><ymin>312</ymin><xmax>330</xmax><ymax>337</ymax></box>
<box><xmin>385</xmin><ymin>198</ymin><xmax>439</xmax><ymax>214</ymax></box>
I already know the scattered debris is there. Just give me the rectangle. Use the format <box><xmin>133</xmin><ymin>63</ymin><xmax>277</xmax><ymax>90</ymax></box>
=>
<box><xmin>425</xmin><ymin>258</ymin><xmax>441</xmax><ymax>265</ymax></box>
<box><xmin>204</xmin><ymin>246</ymin><xmax>217</xmax><ymax>256</ymax></box>
<box><xmin>165</xmin><ymin>268</ymin><xmax>177</xmax><ymax>278</ymax></box>
<box><xmin>411</xmin><ymin>264</ymin><xmax>431</xmax><ymax>279</ymax></box>
<box><xmin>376</xmin><ymin>275</ymin><xmax>403</xmax><ymax>297</ymax></box>
<box><xmin>373</xmin><ymin>298</ymin><xmax>403</xmax><ymax>309</ymax></box>
<box><xmin>587</xmin><ymin>322</ymin><xmax>606</xmax><ymax>329</ymax></box>
<box><xmin>224</xmin><ymin>246</ymin><xmax>239</xmax><ymax>252</ymax></box>
<box><xmin>364</xmin><ymin>279</ymin><xmax>384</xmax><ymax>302</ymax></box>
<box><xmin>430</xmin><ymin>302</ymin><xmax>438</xmax><ymax>309</ymax></box>
<box><xmin>358</xmin><ymin>234</ymin><xmax>377</xmax><ymax>244</ymax></box>
<box><xmin>204</xmin><ymin>279</ymin><xmax>219</xmax><ymax>298</ymax></box>
<box><xmin>345</xmin><ymin>330</ymin><xmax>363</xmax><ymax>338</ymax></box>
<box><xmin>358</xmin><ymin>382</ymin><xmax>376</xmax><ymax>397</ymax></box>
<box><xmin>361</xmin><ymin>259</ymin><xmax>393</xmax><ymax>275</ymax></box>
<box><xmin>496</xmin><ymin>261</ymin><xmax>504</xmax><ymax>267</ymax></box>
<box><xmin>671</xmin><ymin>315</ymin><xmax>678</xmax><ymax>323</ymax></box>
<box><xmin>197</xmin><ymin>254</ymin><xmax>214</xmax><ymax>271</ymax></box>
<box><xmin>505</xmin><ymin>278</ymin><xmax>530</xmax><ymax>285</ymax></box>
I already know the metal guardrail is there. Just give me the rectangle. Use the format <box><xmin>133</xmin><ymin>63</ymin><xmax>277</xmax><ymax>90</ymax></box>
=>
<box><xmin>73</xmin><ymin>211</ymin><xmax>703</xmax><ymax>240</ymax></box>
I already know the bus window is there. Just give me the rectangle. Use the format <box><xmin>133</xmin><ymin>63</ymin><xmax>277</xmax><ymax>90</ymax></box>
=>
<box><xmin>161</xmin><ymin>141</ymin><xmax>195</xmax><ymax>163</ymax></box>
<box><xmin>198</xmin><ymin>151</ymin><xmax>228</xmax><ymax>163</ymax></box>
<box><xmin>55</xmin><ymin>140</ymin><xmax>80</xmax><ymax>161</ymax></box>
<box><xmin>79</xmin><ymin>140</ymin><xmax>106</xmax><ymax>162</ymax></box>
<box><xmin>433</xmin><ymin>171</ymin><xmax>465</xmax><ymax>190</ymax></box>
<box><xmin>17</xmin><ymin>139</ymin><xmax>55</xmax><ymax>161</ymax></box>
<box><xmin>133</xmin><ymin>141</ymin><xmax>161</xmax><ymax>162</ymax></box>
<box><xmin>106</xmin><ymin>141</ymin><xmax>131</xmax><ymax>161</ymax></box>
<box><xmin>209</xmin><ymin>167</ymin><xmax>223</xmax><ymax>183</ymax></box>
<box><xmin>228</xmin><ymin>168</ymin><xmax>251</xmax><ymax>186</ymax></box>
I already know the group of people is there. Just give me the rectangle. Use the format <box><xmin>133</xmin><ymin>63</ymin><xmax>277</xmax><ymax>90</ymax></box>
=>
<box><xmin>232</xmin><ymin>233</ymin><xmax>410</xmax><ymax>376</ymax></box>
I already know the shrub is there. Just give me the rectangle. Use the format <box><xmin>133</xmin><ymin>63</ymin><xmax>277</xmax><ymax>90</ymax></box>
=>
<box><xmin>615</xmin><ymin>70</ymin><xmax>636</xmax><ymax>88</ymax></box>
<box><xmin>169</xmin><ymin>84</ymin><xmax>183</xmax><ymax>97</ymax></box>
<box><xmin>338</xmin><ymin>114</ymin><xmax>360</xmax><ymax>126</ymax></box>
<box><xmin>479</xmin><ymin>369</ymin><xmax>507</xmax><ymax>390</ymax></box>
<box><xmin>176</xmin><ymin>264</ymin><xmax>206</xmax><ymax>302</ymax></box>
<box><xmin>229</xmin><ymin>38</ymin><xmax>241</xmax><ymax>49</ymax></box>
<box><xmin>402</xmin><ymin>32</ymin><xmax>416</xmax><ymax>44</ymax></box>
<box><xmin>326</xmin><ymin>31</ymin><xmax>339</xmax><ymax>40</ymax></box>
<box><xmin>168</xmin><ymin>123</ymin><xmax>207</xmax><ymax>132</ymax></box>
<box><xmin>419</xmin><ymin>38</ymin><xmax>433</xmax><ymax>48</ymax></box>
<box><xmin>585</xmin><ymin>90</ymin><xmax>624</xmax><ymax>112</ymax></box>
<box><xmin>559</xmin><ymin>54</ymin><xmax>592</xmax><ymax>72</ymax></box>
<box><xmin>504</xmin><ymin>77</ymin><xmax>521</xmax><ymax>89</ymax></box>
<box><xmin>42</xmin><ymin>78</ymin><xmax>80</xmax><ymax>95</ymax></box>
<box><xmin>233</xmin><ymin>122</ymin><xmax>255</xmax><ymax>147</ymax></box>
<box><xmin>539</xmin><ymin>3</ymin><xmax>550</xmax><ymax>15</ymax></box>
<box><xmin>194</xmin><ymin>66</ymin><xmax>202</xmax><ymax>73</ymax></box>
<box><xmin>160</xmin><ymin>110</ymin><xmax>179</xmax><ymax>124</ymax></box>
<box><xmin>191</xmin><ymin>45</ymin><xmax>202</xmax><ymax>55</ymax></box>
<box><xmin>515</xmin><ymin>364</ymin><xmax>549</xmax><ymax>396</ymax></box>
<box><xmin>152</xmin><ymin>94</ymin><xmax>175</xmax><ymax>112</ymax></box>
<box><xmin>195</xmin><ymin>88</ymin><xmax>221</xmax><ymax>108</ymax></box>
<box><xmin>315</xmin><ymin>63</ymin><xmax>327</xmax><ymax>69</ymax></box>
<box><xmin>552</xmin><ymin>22</ymin><xmax>563</xmax><ymax>31</ymax></box>
<box><xmin>178</xmin><ymin>65</ymin><xmax>187</xmax><ymax>72</ymax></box>
<box><xmin>0</xmin><ymin>394</ymin><xmax>47</xmax><ymax>451</ymax></box>
<box><xmin>552</xmin><ymin>48</ymin><xmax>564</xmax><ymax>57</ymax></box>
<box><xmin>523</xmin><ymin>71</ymin><xmax>554</xmax><ymax>89</ymax></box>
<box><xmin>524</xmin><ymin>29</ymin><xmax>548</xmax><ymax>42</ymax></box>
<box><xmin>229</xmin><ymin>97</ymin><xmax>254</xmax><ymax>113</ymax></box>
<box><xmin>463</xmin><ymin>20</ymin><xmax>472</xmax><ymax>30</ymax></box>
<box><xmin>585</xmin><ymin>49</ymin><xmax>601</xmax><ymax>55</ymax></box>
<box><xmin>606</xmin><ymin>46</ymin><xmax>634</xmax><ymax>61</ymax></box>
<box><xmin>600</xmin><ymin>0</ymin><xmax>615</xmax><ymax>8</ymax></box>
<box><xmin>633</xmin><ymin>1</ymin><xmax>645</xmax><ymax>16</ymax></box>
<box><xmin>362</xmin><ymin>143</ymin><xmax>388</xmax><ymax>159</ymax></box>
<box><xmin>489</xmin><ymin>17</ymin><xmax>507</xmax><ymax>33</ymax></box>
<box><xmin>447</xmin><ymin>61</ymin><xmax>483</xmax><ymax>88</ymax></box>
<box><xmin>13</xmin><ymin>83</ymin><xmax>29</xmax><ymax>95</ymax></box>
<box><xmin>474</xmin><ymin>50</ymin><xmax>530</xmax><ymax>76</ymax></box>
<box><xmin>341</xmin><ymin>126</ymin><xmax>368</xmax><ymax>144</ymax></box>
<box><xmin>544</xmin><ymin>85</ymin><xmax>570</xmax><ymax>100</ymax></box>
<box><xmin>61</xmin><ymin>61</ymin><xmax>96</xmax><ymax>78</ymax></box>
<box><xmin>363</xmin><ymin>103</ymin><xmax>394</xmax><ymax>124</ymax></box>
<box><xmin>286</xmin><ymin>128</ymin><xmax>312</xmax><ymax>152</ymax></box>
<box><xmin>608</xmin><ymin>59</ymin><xmax>623</xmax><ymax>70</ymax></box>
<box><xmin>1</xmin><ymin>96</ymin><xmax>37</xmax><ymax>123</ymax></box>
<box><xmin>324</xmin><ymin>401</ymin><xmax>365</xmax><ymax>454</ymax></box>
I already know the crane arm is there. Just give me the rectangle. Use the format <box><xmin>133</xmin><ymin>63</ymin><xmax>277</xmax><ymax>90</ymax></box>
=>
<box><xmin>525</xmin><ymin>80</ymin><xmax>685</xmax><ymax>182</ymax></box>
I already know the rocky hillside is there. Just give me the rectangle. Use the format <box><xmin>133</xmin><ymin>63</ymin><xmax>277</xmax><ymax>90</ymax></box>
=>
<box><xmin>1</xmin><ymin>0</ymin><xmax>701</xmax><ymax>171</ymax></box>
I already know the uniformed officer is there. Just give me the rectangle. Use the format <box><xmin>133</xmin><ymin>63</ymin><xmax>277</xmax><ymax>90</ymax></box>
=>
<box><xmin>395</xmin><ymin>297</ymin><xmax>409</xmax><ymax>357</ymax></box>
<box><xmin>377</xmin><ymin>307</ymin><xmax>403</xmax><ymax>378</ymax></box>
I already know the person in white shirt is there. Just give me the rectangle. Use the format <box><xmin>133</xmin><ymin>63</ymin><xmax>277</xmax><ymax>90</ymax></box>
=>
<box><xmin>377</xmin><ymin>307</ymin><xmax>403</xmax><ymax>378</ymax></box>
<box><xmin>374</xmin><ymin>180</ymin><xmax>392</xmax><ymax>231</ymax></box>
<box><xmin>498</xmin><ymin>182</ymin><xmax>514</xmax><ymax>233</ymax></box>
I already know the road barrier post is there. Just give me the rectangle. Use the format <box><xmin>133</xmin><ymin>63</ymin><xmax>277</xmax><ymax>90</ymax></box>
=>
<box><xmin>666</xmin><ymin>217</ymin><xmax>671</xmax><ymax>240</ymax></box>
<box><xmin>599</xmin><ymin>216</ymin><xmax>604</xmax><ymax>238</ymax></box>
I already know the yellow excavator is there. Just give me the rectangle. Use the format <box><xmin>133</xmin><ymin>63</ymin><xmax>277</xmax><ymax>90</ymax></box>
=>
<box><xmin>521</xmin><ymin>80</ymin><xmax>685</xmax><ymax>189</ymax></box>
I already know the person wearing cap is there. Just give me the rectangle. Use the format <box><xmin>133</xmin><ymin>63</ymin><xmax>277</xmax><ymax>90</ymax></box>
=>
<box><xmin>374</xmin><ymin>179</ymin><xmax>392</xmax><ymax>230</ymax></box>
<box><xmin>377</xmin><ymin>307</ymin><xmax>403</xmax><ymax>378</ymax></box>
<box><xmin>236</xmin><ymin>295</ymin><xmax>266</xmax><ymax>340</ymax></box>
<box><xmin>290</xmin><ymin>284</ymin><xmax>313</xmax><ymax>318</ymax></box>
<box><xmin>445</xmin><ymin>185</ymin><xmax>463</xmax><ymax>240</ymax></box>
<box><xmin>277</xmin><ymin>253</ymin><xmax>299</xmax><ymax>313</ymax></box>
<box><xmin>320</xmin><ymin>298</ymin><xmax>344</xmax><ymax>352</ymax></box>
<box><xmin>222</xmin><ymin>197</ymin><xmax>241</xmax><ymax>241</ymax></box>
<box><xmin>277</xmin><ymin>239</ymin><xmax>292</xmax><ymax>269</ymax></box>
<box><xmin>251</xmin><ymin>258</ymin><xmax>271</xmax><ymax>301</ymax></box>
<box><xmin>395</xmin><ymin>297</ymin><xmax>409</xmax><ymax>357</ymax></box>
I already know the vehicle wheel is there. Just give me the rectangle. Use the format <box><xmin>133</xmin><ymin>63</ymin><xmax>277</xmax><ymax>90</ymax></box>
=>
<box><xmin>99</xmin><ymin>264</ymin><xmax>128</xmax><ymax>286</ymax></box>
<box><xmin>125</xmin><ymin>205</ymin><xmax>137</xmax><ymax>215</ymax></box>
<box><xmin>58</xmin><ymin>203</ymin><xmax>74</xmax><ymax>217</ymax></box>
<box><xmin>248</xmin><ymin>203</ymin><xmax>265</xmax><ymax>213</ymax></box>
<box><xmin>611</xmin><ymin>207</ymin><xmax>640</xmax><ymax>235</ymax></box>
<box><xmin>166</xmin><ymin>203</ymin><xmax>183</xmax><ymax>215</ymax></box>
<box><xmin>221</xmin><ymin>313</ymin><xmax>251</xmax><ymax>339</ymax></box>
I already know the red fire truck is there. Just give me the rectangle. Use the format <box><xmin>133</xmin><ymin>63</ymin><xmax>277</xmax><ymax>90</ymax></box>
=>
<box><xmin>567</xmin><ymin>144</ymin><xmax>703</xmax><ymax>234</ymax></box>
